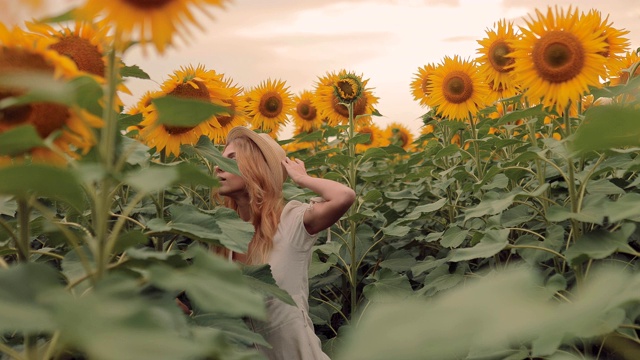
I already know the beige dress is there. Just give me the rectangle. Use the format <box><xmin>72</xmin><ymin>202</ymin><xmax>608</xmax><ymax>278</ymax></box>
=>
<box><xmin>248</xmin><ymin>200</ymin><xmax>330</xmax><ymax>360</ymax></box>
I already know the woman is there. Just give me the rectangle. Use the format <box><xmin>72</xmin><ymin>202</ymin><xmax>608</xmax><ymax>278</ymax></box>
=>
<box><xmin>214</xmin><ymin>126</ymin><xmax>355</xmax><ymax>359</ymax></box>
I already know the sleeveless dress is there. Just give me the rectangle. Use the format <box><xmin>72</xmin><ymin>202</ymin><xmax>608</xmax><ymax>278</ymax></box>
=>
<box><xmin>248</xmin><ymin>200</ymin><xmax>330</xmax><ymax>360</ymax></box>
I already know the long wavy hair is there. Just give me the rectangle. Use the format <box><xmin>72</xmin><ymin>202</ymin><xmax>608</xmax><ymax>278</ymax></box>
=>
<box><xmin>221</xmin><ymin>136</ymin><xmax>285</xmax><ymax>264</ymax></box>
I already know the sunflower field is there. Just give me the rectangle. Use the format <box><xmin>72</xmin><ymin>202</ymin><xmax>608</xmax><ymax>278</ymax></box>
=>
<box><xmin>1</xmin><ymin>1</ymin><xmax>640</xmax><ymax>360</ymax></box>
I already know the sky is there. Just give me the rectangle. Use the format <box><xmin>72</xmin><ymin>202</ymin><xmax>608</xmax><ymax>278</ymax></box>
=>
<box><xmin>3</xmin><ymin>0</ymin><xmax>640</xmax><ymax>138</ymax></box>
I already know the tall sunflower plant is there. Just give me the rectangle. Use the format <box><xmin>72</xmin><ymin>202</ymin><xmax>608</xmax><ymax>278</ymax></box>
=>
<box><xmin>0</xmin><ymin>3</ymin><xmax>289</xmax><ymax>360</ymax></box>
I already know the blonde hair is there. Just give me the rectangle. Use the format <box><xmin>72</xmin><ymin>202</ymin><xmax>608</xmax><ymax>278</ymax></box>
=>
<box><xmin>221</xmin><ymin>136</ymin><xmax>284</xmax><ymax>264</ymax></box>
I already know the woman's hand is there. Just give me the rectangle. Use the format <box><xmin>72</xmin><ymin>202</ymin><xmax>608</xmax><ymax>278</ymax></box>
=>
<box><xmin>282</xmin><ymin>157</ymin><xmax>309</xmax><ymax>186</ymax></box>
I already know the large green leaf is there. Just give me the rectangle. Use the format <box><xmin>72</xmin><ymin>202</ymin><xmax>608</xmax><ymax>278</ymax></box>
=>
<box><xmin>0</xmin><ymin>72</ymin><xmax>75</xmax><ymax>107</ymax></box>
<box><xmin>0</xmin><ymin>125</ymin><xmax>44</xmax><ymax>156</ymax></box>
<box><xmin>153</xmin><ymin>96</ymin><xmax>229</xmax><ymax>127</ymax></box>
<box><xmin>565</xmin><ymin>223</ymin><xmax>637</xmax><ymax>266</ymax></box>
<box><xmin>336</xmin><ymin>266</ymin><xmax>640</xmax><ymax>360</ymax></box>
<box><xmin>0</xmin><ymin>164</ymin><xmax>85</xmax><ymax>211</ymax></box>
<box><xmin>189</xmin><ymin>135</ymin><xmax>241</xmax><ymax>175</ymax></box>
<box><xmin>51</xmin><ymin>274</ymin><xmax>213</xmax><ymax>360</ymax></box>
<box><xmin>448</xmin><ymin>229</ymin><xmax>509</xmax><ymax>262</ymax></box>
<box><xmin>148</xmin><ymin>247</ymin><xmax>265</xmax><ymax>319</ymax></box>
<box><xmin>362</xmin><ymin>269</ymin><xmax>413</xmax><ymax>301</ymax></box>
<box><xmin>573</xmin><ymin>105</ymin><xmax>640</xmax><ymax>152</ymax></box>
<box><xmin>242</xmin><ymin>264</ymin><xmax>295</xmax><ymax>306</ymax></box>
<box><xmin>146</xmin><ymin>204</ymin><xmax>253</xmax><ymax>253</ymax></box>
<box><xmin>0</xmin><ymin>262</ymin><xmax>62</xmax><ymax>332</ymax></box>
<box><xmin>123</xmin><ymin>162</ymin><xmax>218</xmax><ymax>194</ymax></box>
<box><xmin>605</xmin><ymin>192</ymin><xmax>640</xmax><ymax>222</ymax></box>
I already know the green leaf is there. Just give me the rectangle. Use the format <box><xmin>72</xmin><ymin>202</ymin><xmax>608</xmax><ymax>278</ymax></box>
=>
<box><xmin>382</xmin><ymin>223</ymin><xmax>411</xmax><ymax>237</ymax></box>
<box><xmin>147</xmin><ymin>204</ymin><xmax>253</xmax><ymax>253</ymax></box>
<box><xmin>573</xmin><ymin>105</ymin><xmax>640</xmax><ymax>152</ymax></box>
<box><xmin>384</xmin><ymin>189</ymin><xmax>419</xmax><ymax>200</ymax></box>
<box><xmin>605</xmin><ymin>192</ymin><xmax>640</xmax><ymax>222</ymax></box>
<box><xmin>379</xmin><ymin>250</ymin><xmax>417</xmax><ymax>272</ymax></box>
<box><xmin>52</xmin><ymin>274</ymin><xmax>212</xmax><ymax>360</ymax></box>
<box><xmin>350</xmin><ymin>132</ymin><xmax>371</xmax><ymax>145</ymax></box>
<box><xmin>327</xmin><ymin>154</ymin><xmax>352</xmax><ymax>167</ymax></box>
<box><xmin>0</xmin><ymin>262</ymin><xmax>62</xmax><ymax>332</ymax></box>
<box><xmin>121</xmin><ymin>64</ymin><xmax>151</xmax><ymax>79</ymax></box>
<box><xmin>241</xmin><ymin>264</ymin><xmax>295</xmax><ymax>306</ymax></box>
<box><xmin>148</xmin><ymin>247</ymin><xmax>265</xmax><ymax>319</ymax></box>
<box><xmin>464</xmin><ymin>191</ymin><xmax>516</xmax><ymax>221</ymax></box>
<box><xmin>190</xmin><ymin>136</ymin><xmax>241</xmax><ymax>176</ymax></box>
<box><xmin>360</xmin><ymin>147</ymin><xmax>388</xmax><ymax>162</ymax></box>
<box><xmin>448</xmin><ymin>229</ymin><xmax>509</xmax><ymax>262</ymax></box>
<box><xmin>441</xmin><ymin>226</ymin><xmax>468</xmax><ymax>248</ymax></box>
<box><xmin>0</xmin><ymin>195</ymin><xmax>17</xmax><ymax>216</ymax></box>
<box><xmin>362</xmin><ymin>269</ymin><xmax>413</xmax><ymax>301</ymax></box>
<box><xmin>0</xmin><ymin>164</ymin><xmax>85</xmax><ymax>211</ymax></box>
<box><xmin>565</xmin><ymin>223</ymin><xmax>637</xmax><ymax>266</ymax></box>
<box><xmin>495</xmin><ymin>104</ymin><xmax>545</xmax><ymax>126</ymax></box>
<box><xmin>123</xmin><ymin>165</ymin><xmax>180</xmax><ymax>194</ymax></box>
<box><xmin>153</xmin><ymin>96</ymin><xmax>229</xmax><ymax>127</ymax></box>
<box><xmin>0</xmin><ymin>72</ymin><xmax>75</xmax><ymax>107</ymax></box>
<box><xmin>434</xmin><ymin>144</ymin><xmax>461</xmax><ymax>159</ymax></box>
<box><xmin>0</xmin><ymin>125</ymin><xmax>44</xmax><ymax>156</ymax></box>
<box><xmin>546</xmin><ymin>194</ymin><xmax>607</xmax><ymax>225</ymax></box>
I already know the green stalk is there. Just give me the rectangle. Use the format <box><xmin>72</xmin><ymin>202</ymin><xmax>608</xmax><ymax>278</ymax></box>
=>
<box><xmin>15</xmin><ymin>199</ymin><xmax>31</xmax><ymax>262</ymax></box>
<box><xmin>96</xmin><ymin>48</ymin><xmax>119</xmax><ymax>279</ymax></box>
<box><xmin>346</xmin><ymin>102</ymin><xmax>359</xmax><ymax>319</ymax></box>
<box><xmin>562</xmin><ymin>105</ymin><xmax>583</xmax><ymax>283</ymax></box>
<box><xmin>468</xmin><ymin>113</ymin><xmax>483</xmax><ymax>181</ymax></box>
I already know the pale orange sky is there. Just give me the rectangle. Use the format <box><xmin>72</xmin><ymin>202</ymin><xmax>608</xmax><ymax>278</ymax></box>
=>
<box><xmin>3</xmin><ymin>0</ymin><xmax>640</xmax><ymax>138</ymax></box>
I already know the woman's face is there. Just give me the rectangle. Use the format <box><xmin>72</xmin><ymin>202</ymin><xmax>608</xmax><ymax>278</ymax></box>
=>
<box><xmin>215</xmin><ymin>141</ymin><xmax>247</xmax><ymax>197</ymax></box>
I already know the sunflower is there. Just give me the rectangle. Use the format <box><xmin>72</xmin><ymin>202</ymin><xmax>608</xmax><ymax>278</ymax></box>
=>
<box><xmin>509</xmin><ymin>6</ymin><xmax>608</xmax><ymax>112</ymax></box>
<box><xmin>26</xmin><ymin>20</ymin><xmax>131</xmax><ymax>103</ymax></box>
<box><xmin>208</xmin><ymin>75</ymin><xmax>249</xmax><ymax>144</ymax></box>
<box><xmin>355</xmin><ymin>123</ymin><xmax>387</xmax><ymax>153</ymax></box>
<box><xmin>426</xmin><ymin>55</ymin><xmax>490</xmax><ymax>121</ymax></box>
<box><xmin>410</xmin><ymin>63</ymin><xmax>436</xmax><ymax>107</ymax></box>
<box><xmin>292</xmin><ymin>90</ymin><xmax>322</xmax><ymax>132</ymax></box>
<box><xmin>243</xmin><ymin>78</ymin><xmax>293</xmax><ymax>136</ymax></box>
<box><xmin>477</xmin><ymin>19</ymin><xmax>520</xmax><ymax>103</ymax></box>
<box><xmin>0</xmin><ymin>24</ymin><xmax>102</xmax><ymax>161</ymax></box>
<box><xmin>78</xmin><ymin>0</ymin><xmax>229</xmax><ymax>54</ymax></box>
<box><xmin>609</xmin><ymin>51</ymin><xmax>640</xmax><ymax>86</ymax></box>
<box><xmin>581</xmin><ymin>10</ymin><xmax>630</xmax><ymax>75</ymax></box>
<box><xmin>384</xmin><ymin>122</ymin><xmax>414</xmax><ymax>150</ymax></box>
<box><xmin>314</xmin><ymin>70</ymin><xmax>379</xmax><ymax>126</ymax></box>
<box><xmin>26</xmin><ymin>20</ymin><xmax>111</xmax><ymax>78</ymax></box>
<box><xmin>137</xmin><ymin>64</ymin><xmax>232</xmax><ymax>157</ymax></box>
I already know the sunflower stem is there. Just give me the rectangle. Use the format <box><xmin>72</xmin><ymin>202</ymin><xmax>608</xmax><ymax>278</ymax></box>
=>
<box><xmin>346</xmin><ymin>102</ymin><xmax>359</xmax><ymax>321</ymax></box>
<box><xmin>16</xmin><ymin>199</ymin><xmax>31</xmax><ymax>263</ymax></box>
<box><xmin>96</xmin><ymin>47</ymin><xmax>120</xmax><ymax>279</ymax></box>
<box><xmin>468</xmin><ymin>113</ymin><xmax>483</xmax><ymax>181</ymax></box>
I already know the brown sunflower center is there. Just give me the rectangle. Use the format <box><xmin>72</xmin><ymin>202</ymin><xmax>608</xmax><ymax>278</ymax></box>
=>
<box><xmin>532</xmin><ymin>31</ymin><xmax>585</xmax><ymax>83</ymax></box>
<box><xmin>336</xmin><ymin>78</ymin><xmax>358</xmax><ymax>102</ymax></box>
<box><xmin>122</xmin><ymin>0</ymin><xmax>173</xmax><ymax>9</ymax></box>
<box><xmin>164</xmin><ymin>80</ymin><xmax>210</xmax><ymax>135</ymax></box>
<box><xmin>259</xmin><ymin>92</ymin><xmax>283</xmax><ymax>118</ymax></box>
<box><xmin>488</xmin><ymin>41</ymin><xmax>514</xmax><ymax>72</ymax></box>
<box><xmin>333</xmin><ymin>93</ymin><xmax>367</xmax><ymax>118</ymax></box>
<box><xmin>216</xmin><ymin>99</ymin><xmax>236</xmax><ymax>127</ymax></box>
<box><xmin>50</xmin><ymin>36</ymin><xmax>105</xmax><ymax>77</ymax></box>
<box><xmin>0</xmin><ymin>48</ymin><xmax>70</xmax><ymax>137</ymax></box>
<box><xmin>442</xmin><ymin>71</ymin><xmax>473</xmax><ymax>104</ymax></box>
<box><xmin>296</xmin><ymin>101</ymin><xmax>317</xmax><ymax>121</ymax></box>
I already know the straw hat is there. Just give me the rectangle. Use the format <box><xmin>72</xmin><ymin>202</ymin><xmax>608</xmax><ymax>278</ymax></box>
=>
<box><xmin>226</xmin><ymin>126</ymin><xmax>288</xmax><ymax>184</ymax></box>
